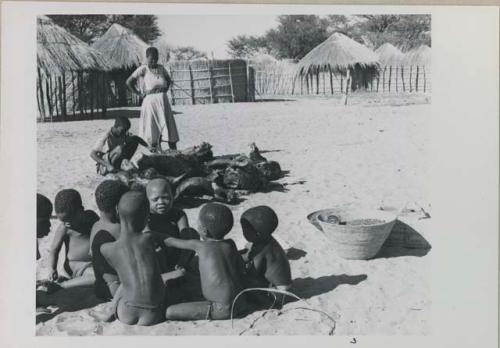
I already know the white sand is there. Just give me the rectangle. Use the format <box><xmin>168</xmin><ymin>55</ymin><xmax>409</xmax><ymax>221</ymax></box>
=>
<box><xmin>36</xmin><ymin>93</ymin><xmax>432</xmax><ymax>335</ymax></box>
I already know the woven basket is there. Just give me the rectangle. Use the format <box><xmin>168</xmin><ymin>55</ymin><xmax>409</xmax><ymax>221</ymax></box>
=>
<box><xmin>309</xmin><ymin>208</ymin><xmax>397</xmax><ymax>260</ymax></box>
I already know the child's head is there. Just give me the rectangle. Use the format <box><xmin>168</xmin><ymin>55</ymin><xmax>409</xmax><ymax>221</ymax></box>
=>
<box><xmin>146</xmin><ymin>47</ymin><xmax>159</xmax><ymax>66</ymax></box>
<box><xmin>113</xmin><ymin>116</ymin><xmax>131</xmax><ymax>136</ymax></box>
<box><xmin>54</xmin><ymin>189</ymin><xmax>84</xmax><ymax>224</ymax></box>
<box><xmin>117</xmin><ymin>191</ymin><xmax>150</xmax><ymax>232</ymax></box>
<box><xmin>95</xmin><ymin>180</ymin><xmax>129</xmax><ymax>222</ymax></box>
<box><xmin>198</xmin><ymin>203</ymin><xmax>234</xmax><ymax>240</ymax></box>
<box><xmin>240</xmin><ymin>206</ymin><xmax>278</xmax><ymax>243</ymax></box>
<box><xmin>146</xmin><ymin>178</ymin><xmax>173</xmax><ymax>215</ymax></box>
<box><xmin>37</xmin><ymin>194</ymin><xmax>52</xmax><ymax>238</ymax></box>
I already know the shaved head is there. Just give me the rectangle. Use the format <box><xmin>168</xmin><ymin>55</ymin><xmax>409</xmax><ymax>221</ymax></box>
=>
<box><xmin>118</xmin><ymin>191</ymin><xmax>150</xmax><ymax>231</ymax></box>
<box><xmin>146</xmin><ymin>177</ymin><xmax>173</xmax><ymax>214</ymax></box>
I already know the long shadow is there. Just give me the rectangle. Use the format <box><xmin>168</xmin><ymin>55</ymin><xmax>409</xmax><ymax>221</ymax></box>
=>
<box><xmin>259</xmin><ymin>149</ymin><xmax>283</xmax><ymax>154</ymax></box>
<box><xmin>375</xmin><ymin>220</ymin><xmax>432</xmax><ymax>259</ymax></box>
<box><xmin>286</xmin><ymin>247</ymin><xmax>307</xmax><ymax>260</ymax></box>
<box><xmin>262</xmin><ymin>182</ymin><xmax>289</xmax><ymax>193</ymax></box>
<box><xmin>36</xmin><ymin>287</ymin><xmax>102</xmax><ymax>324</ymax></box>
<box><xmin>175</xmin><ymin>195</ymin><xmax>246</xmax><ymax>209</ymax></box>
<box><xmin>255</xmin><ymin>98</ymin><xmax>296</xmax><ymax>102</ymax></box>
<box><xmin>292</xmin><ymin>274</ymin><xmax>367</xmax><ymax>300</ymax></box>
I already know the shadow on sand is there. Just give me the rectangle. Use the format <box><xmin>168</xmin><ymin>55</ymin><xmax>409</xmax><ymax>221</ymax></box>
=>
<box><xmin>36</xmin><ymin>287</ymin><xmax>102</xmax><ymax>324</ymax></box>
<box><xmin>292</xmin><ymin>274</ymin><xmax>367</xmax><ymax>300</ymax></box>
<box><xmin>255</xmin><ymin>98</ymin><xmax>296</xmax><ymax>103</ymax></box>
<box><xmin>286</xmin><ymin>247</ymin><xmax>307</xmax><ymax>261</ymax></box>
<box><xmin>375</xmin><ymin>220</ymin><xmax>432</xmax><ymax>259</ymax></box>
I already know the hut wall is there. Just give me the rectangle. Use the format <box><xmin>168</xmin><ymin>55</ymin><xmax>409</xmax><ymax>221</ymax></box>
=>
<box><xmin>37</xmin><ymin>70</ymin><xmax>108</xmax><ymax>122</ymax></box>
<box><xmin>168</xmin><ymin>59</ymin><xmax>251</xmax><ymax>105</ymax></box>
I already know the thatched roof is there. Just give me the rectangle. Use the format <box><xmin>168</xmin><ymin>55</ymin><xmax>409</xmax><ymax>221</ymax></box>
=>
<box><xmin>37</xmin><ymin>16</ymin><xmax>110</xmax><ymax>77</ymax></box>
<box><xmin>375</xmin><ymin>43</ymin><xmax>404</xmax><ymax>66</ymax></box>
<box><xmin>296</xmin><ymin>32</ymin><xmax>379</xmax><ymax>76</ymax></box>
<box><xmin>248</xmin><ymin>52</ymin><xmax>278</xmax><ymax>66</ymax></box>
<box><xmin>404</xmin><ymin>45</ymin><xmax>431</xmax><ymax>66</ymax></box>
<box><xmin>92</xmin><ymin>23</ymin><xmax>149</xmax><ymax>70</ymax></box>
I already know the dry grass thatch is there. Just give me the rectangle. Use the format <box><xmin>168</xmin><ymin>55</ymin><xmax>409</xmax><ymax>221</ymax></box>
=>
<box><xmin>296</xmin><ymin>33</ymin><xmax>379</xmax><ymax>76</ymax></box>
<box><xmin>403</xmin><ymin>45</ymin><xmax>431</xmax><ymax>66</ymax></box>
<box><xmin>92</xmin><ymin>23</ymin><xmax>149</xmax><ymax>70</ymax></box>
<box><xmin>152</xmin><ymin>37</ymin><xmax>174</xmax><ymax>66</ymax></box>
<box><xmin>375</xmin><ymin>43</ymin><xmax>404</xmax><ymax>66</ymax></box>
<box><xmin>37</xmin><ymin>16</ymin><xmax>110</xmax><ymax>77</ymax></box>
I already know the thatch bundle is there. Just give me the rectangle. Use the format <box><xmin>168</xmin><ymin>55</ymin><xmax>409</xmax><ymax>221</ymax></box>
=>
<box><xmin>375</xmin><ymin>43</ymin><xmax>404</xmax><ymax>66</ymax></box>
<box><xmin>296</xmin><ymin>32</ymin><xmax>379</xmax><ymax>76</ymax></box>
<box><xmin>403</xmin><ymin>45</ymin><xmax>431</xmax><ymax>66</ymax></box>
<box><xmin>37</xmin><ymin>16</ymin><xmax>109</xmax><ymax>77</ymax></box>
<box><xmin>92</xmin><ymin>23</ymin><xmax>148</xmax><ymax>70</ymax></box>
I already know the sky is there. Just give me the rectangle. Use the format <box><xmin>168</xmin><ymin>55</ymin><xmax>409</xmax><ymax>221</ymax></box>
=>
<box><xmin>157</xmin><ymin>15</ymin><xmax>279</xmax><ymax>59</ymax></box>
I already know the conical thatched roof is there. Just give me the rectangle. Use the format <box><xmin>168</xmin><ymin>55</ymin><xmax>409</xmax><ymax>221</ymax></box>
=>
<box><xmin>37</xmin><ymin>15</ymin><xmax>110</xmax><ymax>77</ymax></box>
<box><xmin>296</xmin><ymin>32</ymin><xmax>379</xmax><ymax>76</ymax></box>
<box><xmin>403</xmin><ymin>45</ymin><xmax>431</xmax><ymax>66</ymax></box>
<box><xmin>375</xmin><ymin>43</ymin><xmax>404</xmax><ymax>66</ymax></box>
<box><xmin>92</xmin><ymin>23</ymin><xmax>149</xmax><ymax>70</ymax></box>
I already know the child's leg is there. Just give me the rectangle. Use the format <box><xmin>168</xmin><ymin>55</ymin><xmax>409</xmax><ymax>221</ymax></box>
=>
<box><xmin>165</xmin><ymin>301</ymin><xmax>213</xmax><ymax>321</ymax></box>
<box><xmin>168</xmin><ymin>142</ymin><xmax>177</xmax><ymax>150</ymax></box>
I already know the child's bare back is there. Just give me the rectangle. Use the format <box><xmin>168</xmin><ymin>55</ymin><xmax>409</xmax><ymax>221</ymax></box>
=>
<box><xmin>101</xmin><ymin>191</ymin><xmax>165</xmax><ymax>326</ymax></box>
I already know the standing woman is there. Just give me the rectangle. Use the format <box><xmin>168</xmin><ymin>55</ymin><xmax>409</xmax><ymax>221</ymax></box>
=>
<box><xmin>126</xmin><ymin>47</ymin><xmax>179</xmax><ymax>151</ymax></box>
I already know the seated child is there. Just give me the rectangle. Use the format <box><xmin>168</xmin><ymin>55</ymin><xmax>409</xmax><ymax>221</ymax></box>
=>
<box><xmin>37</xmin><ymin>193</ymin><xmax>53</xmax><ymax>260</ymax></box>
<box><xmin>100</xmin><ymin>191</ymin><xmax>166</xmax><ymax>326</ymax></box>
<box><xmin>240</xmin><ymin>206</ymin><xmax>292</xmax><ymax>291</ymax></box>
<box><xmin>45</xmin><ymin>189</ymin><xmax>99</xmax><ymax>292</ymax></box>
<box><xmin>90</xmin><ymin>115</ymin><xmax>149</xmax><ymax>175</ymax></box>
<box><xmin>146</xmin><ymin>178</ymin><xmax>198</xmax><ymax>272</ymax></box>
<box><xmin>90</xmin><ymin>180</ymin><xmax>129</xmax><ymax>301</ymax></box>
<box><xmin>163</xmin><ymin>203</ymin><xmax>247</xmax><ymax>321</ymax></box>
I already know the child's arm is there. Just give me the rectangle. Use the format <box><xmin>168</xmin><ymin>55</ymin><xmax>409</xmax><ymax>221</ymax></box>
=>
<box><xmin>175</xmin><ymin>214</ymin><xmax>197</xmax><ymax>268</ymax></box>
<box><xmin>164</xmin><ymin>237</ymin><xmax>202</xmax><ymax>253</ymax></box>
<box><xmin>47</xmin><ymin>223</ymin><xmax>67</xmax><ymax>280</ymax></box>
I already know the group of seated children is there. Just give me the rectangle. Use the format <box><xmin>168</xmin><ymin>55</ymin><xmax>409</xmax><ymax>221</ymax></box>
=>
<box><xmin>36</xmin><ymin>176</ymin><xmax>292</xmax><ymax>325</ymax></box>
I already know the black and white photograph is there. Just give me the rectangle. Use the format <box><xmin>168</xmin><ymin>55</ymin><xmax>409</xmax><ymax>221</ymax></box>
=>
<box><xmin>34</xmin><ymin>12</ymin><xmax>433</xmax><ymax>336</ymax></box>
<box><xmin>0</xmin><ymin>2</ymin><xmax>497</xmax><ymax>344</ymax></box>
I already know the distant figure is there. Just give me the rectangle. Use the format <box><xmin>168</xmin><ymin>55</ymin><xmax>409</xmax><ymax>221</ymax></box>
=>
<box><xmin>164</xmin><ymin>203</ymin><xmax>247</xmax><ymax>321</ymax></box>
<box><xmin>145</xmin><ymin>178</ymin><xmax>198</xmax><ymax>272</ymax></box>
<box><xmin>90</xmin><ymin>116</ymin><xmax>149</xmax><ymax>175</ymax></box>
<box><xmin>90</xmin><ymin>180</ymin><xmax>129</xmax><ymax>301</ymax></box>
<box><xmin>44</xmin><ymin>189</ymin><xmax>99</xmax><ymax>292</ymax></box>
<box><xmin>37</xmin><ymin>193</ymin><xmax>53</xmax><ymax>260</ymax></box>
<box><xmin>101</xmin><ymin>191</ymin><xmax>166</xmax><ymax>326</ymax></box>
<box><xmin>126</xmin><ymin>46</ymin><xmax>179</xmax><ymax>152</ymax></box>
<box><xmin>240</xmin><ymin>206</ymin><xmax>292</xmax><ymax>292</ymax></box>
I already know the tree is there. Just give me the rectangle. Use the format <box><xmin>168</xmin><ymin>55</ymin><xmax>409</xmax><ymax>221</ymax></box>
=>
<box><xmin>48</xmin><ymin>15</ymin><xmax>109</xmax><ymax>43</ymax></box>
<box><xmin>227</xmin><ymin>35</ymin><xmax>271</xmax><ymax>58</ymax></box>
<box><xmin>47</xmin><ymin>15</ymin><xmax>162</xmax><ymax>44</ymax></box>
<box><xmin>170</xmin><ymin>46</ymin><xmax>208</xmax><ymax>61</ymax></box>
<box><xmin>265</xmin><ymin>15</ymin><xmax>330</xmax><ymax>60</ymax></box>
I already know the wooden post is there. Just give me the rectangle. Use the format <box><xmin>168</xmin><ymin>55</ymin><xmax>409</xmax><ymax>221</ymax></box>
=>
<box><xmin>71</xmin><ymin>71</ymin><xmax>76</xmax><ymax>117</ymax></box>
<box><xmin>62</xmin><ymin>73</ymin><xmax>67</xmax><ymax>119</ymax></box>
<box><xmin>188</xmin><ymin>64</ymin><xmax>195</xmax><ymax>105</ymax></box>
<box><xmin>401</xmin><ymin>66</ymin><xmax>406</xmax><ymax>92</ymax></box>
<box><xmin>382</xmin><ymin>66</ymin><xmax>386</xmax><ymax>92</ymax></box>
<box><xmin>78</xmin><ymin>72</ymin><xmax>84</xmax><ymax>116</ymax></box>
<box><xmin>37</xmin><ymin>68</ymin><xmax>46</xmax><ymax>121</ymax></box>
<box><xmin>376</xmin><ymin>75</ymin><xmax>379</xmax><ymax>92</ymax></box>
<box><xmin>409</xmin><ymin>65</ymin><xmax>413</xmax><ymax>92</ymax></box>
<box><xmin>395</xmin><ymin>66</ymin><xmax>399</xmax><ymax>92</ymax></box>
<box><xmin>388</xmin><ymin>66</ymin><xmax>392</xmax><ymax>92</ymax></box>
<box><xmin>89</xmin><ymin>72</ymin><xmax>94</xmax><ymax>118</ymax></box>
<box><xmin>228</xmin><ymin>63</ymin><xmax>235</xmax><ymax>103</ymax></box>
<box><xmin>340</xmin><ymin>74</ymin><xmax>344</xmax><ymax>93</ymax></box>
<box><xmin>169</xmin><ymin>67</ymin><xmax>176</xmax><ymax>106</ymax></box>
<box><xmin>423</xmin><ymin>66</ymin><xmax>427</xmax><ymax>93</ymax></box>
<box><xmin>53</xmin><ymin>76</ymin><xmax>60</xmax><ymax>120</ymax></box>
<box><xmin>315</xmin><ymin>70</ymin><xmax>319</xmax><ymax>94</ymax></box>
<box><xmin>306</xmin><ymin>73</ymin><xmax>310</xmax><ymax>94</ymax></box>
<box><xmin>207</xmin><ymin>61</ymin><xmax>214</xmax><ymax>104</ymax></box>
<box><xmin>329</xmin><ymin>68</ymin><xmax>334</xmax><ymax>94</ymax></box>
<box><xmin>415</xmin><ymin>66</ymin><xmax>420</xmax><ymax>92</ymax></box>
<box><xmin>344</xmin><ymin>69</ymin><xmax>351</xmax><ymax>105</ymax></box>
<box><xmin>300</xmin><ymin>76</ymin><xmax>303</xmax><ymax>95</ymax></box>
<box><xmin>45</xmin><ymin>77</ymin><xmax>52</xmax><ymax>121</ymax></box>
<box><xmin>102</xmin><ymin>72</ymin><xmax>107</xmax><ymax>117</ymax></box>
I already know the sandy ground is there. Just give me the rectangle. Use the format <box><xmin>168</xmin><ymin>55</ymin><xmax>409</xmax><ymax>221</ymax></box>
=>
<box><xmin>36</xmin><ymin>93</ymin><xmax>432</xmax><ymax>335</ymax></box>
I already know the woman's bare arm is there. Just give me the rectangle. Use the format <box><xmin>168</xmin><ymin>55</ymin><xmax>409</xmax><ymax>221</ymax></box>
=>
<box><xmin>126</xmin><ymin>76</ymin><xmax>142</xmax><ymax>95</ymax></box>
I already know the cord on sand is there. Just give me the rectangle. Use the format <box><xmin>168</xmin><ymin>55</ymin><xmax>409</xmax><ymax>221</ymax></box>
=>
<box><xmin>230</xmin><ymin>287</ymin><xmax>338</xmax><ymax>335</ymax></box>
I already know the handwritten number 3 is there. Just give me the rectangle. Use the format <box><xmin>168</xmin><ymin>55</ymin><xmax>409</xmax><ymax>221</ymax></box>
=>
<box><xmin>350</xmin><ymin>338</ymin><xmax>357</xmax><ymax>344</ymax></box>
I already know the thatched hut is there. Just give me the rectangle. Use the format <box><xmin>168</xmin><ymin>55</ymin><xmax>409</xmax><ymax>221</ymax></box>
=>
<box><xmin>296</xmin><ymin>32</ymin><xmax>379</xmax><ymax>93</ymax></box>
<box><xmin>37</xmin><ymin>15</ymin><xmax>110</xmax><ymax>121</ymax></box>
<box><xmin>92</xmin><ymin>23</ymin><xmax>149</xmax><ymax>106</ymax></box>
<box><xmin>374</xmin><ymin>43</ymin><xmax>404</xmax><ymax>92</ymax></box>
<box><xmin>403</xmin><ymin>45</ymin><xmax>431</xmax><ymax>92</ymax></box>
